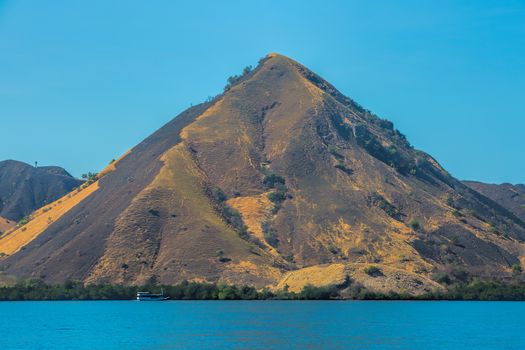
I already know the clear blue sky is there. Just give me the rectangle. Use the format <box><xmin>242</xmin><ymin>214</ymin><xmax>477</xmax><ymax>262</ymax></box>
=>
<box><xmin>0</xmin><ymin>0</ymin><xmax>523</xmax><ymax>184</ymax></box>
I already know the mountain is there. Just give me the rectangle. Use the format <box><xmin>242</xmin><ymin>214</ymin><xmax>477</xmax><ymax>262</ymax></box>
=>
<box><xmin>1</xmin><ymin>54</ymin><xmax>524</xmax><ymax>295</ymax></box>
<box><xmin>464</xmin><ymin>181</ymin><xmax>525</xmax><ymax>222</ymax></box>
<box><xmin>0</xmin><ymin>160</ymin><xmax>83</xmax><ymax>225</ymax></box>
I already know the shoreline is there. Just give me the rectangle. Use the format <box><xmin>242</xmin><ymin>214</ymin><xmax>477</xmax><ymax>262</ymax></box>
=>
<box><xmin>2</xmin><ymin>279</ymin><xmax>525</xmax><ymax>302</ymax></box>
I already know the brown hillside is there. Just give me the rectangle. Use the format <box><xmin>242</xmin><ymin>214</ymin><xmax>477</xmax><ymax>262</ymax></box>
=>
<box><xmin>464</xmin><ymin>181</ymin><xmax>525</xmax><ymax>222</ymax></box>
<box><xmin>1</xmin><ymin>54</ymin><xmax>524</xmax><ymax>294</ymax></box>
<box><xmin>0</xmin><ymin>160</ymin><xmax>83</xmax><ymax>221</ymax></box>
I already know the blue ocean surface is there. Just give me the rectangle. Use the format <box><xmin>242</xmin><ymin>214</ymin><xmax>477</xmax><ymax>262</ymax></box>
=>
<box><xmin>0</xmin><ymin>300</ymin><xmax>524</xmax><ymax>349</ymax></box>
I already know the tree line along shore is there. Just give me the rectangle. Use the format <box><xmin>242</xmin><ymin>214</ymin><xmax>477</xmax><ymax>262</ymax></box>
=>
<box><xmin>2</xmin><ymin>279</ymin><xmax>525</xmax><ymax>301</ymax></box>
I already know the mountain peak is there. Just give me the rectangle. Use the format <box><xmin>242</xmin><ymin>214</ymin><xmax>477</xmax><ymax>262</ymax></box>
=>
<box><xmin>1</xmin><ymin>57</ymin><xmax>525</xmax><ymax>295</ymax></box>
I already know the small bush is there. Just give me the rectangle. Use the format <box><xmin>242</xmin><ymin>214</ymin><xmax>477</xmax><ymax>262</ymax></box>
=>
<box><xmin>387</xmin><ymin>146</ymin><xmax>398</xmax><ymax>156</ymax></box>
<box><xmin>283</xmin><ymin>254</ymin><xmax>295</xmax><ymax>263</ymax></box>
<box><xmin>408</xmin><ymin>219</ymin><xmax>421</xmax><ymax>231</ymax></box>
<box><xmin>263</xmin><ymin>174</ymin><xmax>285</xmax><ymax>188</ymax></box>
<box><xmin>268</xmin><ymin>191</ymin><xmax>286</xmax><ymax>204</ymax></box>
<box><xmin>222</xmin><ymin>207</ymin><xmax>248</xmax><ymax>237</ymax></box>
<box><xmin>369</xmin><ymin>192</ymin><xmax>401</xmax><ymax>220</ymax></box>
<box><xmin>262</xmin><ymin>221</ymin><xmax>278</xmax><ymax>247</ymax></box>
<box><xmin>327</xmin><ymin>242</ymin><xmax>342</xmax><ymax>255</ymax></box>
<box><xmin>451</xmin><ymin>267</ymin><xmax>471</xmax><ymax>283</ymax></box>
<box><xmin>334</xmin><ymin>161</ymin><xmax>353</xmax><ymax>175</ymax></box>
<box><xmin>81</xmin><ymin>172</ymin><xmax>98</xmax><ymax>184</ymax></box>
<box><xmin>148</xmin><ymin>209</ymin><xmax>160</xmax><ymax>217</ymax></box>
<box><xmin>364</xmin><ymin>266</ymin><xmax>383</xmax><ymax>277</ymax></box>
<box><xmin>328</xmin><ymin>146</ymin><xmax>344</xmax><ymax>159</ymax></box>
<box><xmin>512</xmin><ymin>264</ymin><xmax>522</xmax><ymax>275</ymax></box>
<box><xmin>224</xmin><ymin>66</ymin><xmax>253</xmax><ymax>91</ymax></box>
<box><xmin>270</xmin><ymin>203</ymin><xmax>281</xmax><ymax>215</ymax></box>
<box><xmin>376</xmin><ymin>119</ymin><xmax>394</xmax><ymax>131</ymax></box>
<box><xmin>432</xmin><ymin>272</ymin><xmax>452</xmax><ymax>285</ymax></box>
<box><xmin>17</xmin><ymin>217</ymin><xmax>30</xmax><ymax>226</ymax></box>
<box><xmin>210</xmin><ymin>187</ymin><xmax>227</xmax><ymax>202</ymax></box>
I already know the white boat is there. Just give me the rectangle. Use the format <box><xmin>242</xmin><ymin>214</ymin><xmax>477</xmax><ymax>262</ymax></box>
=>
<box><xmin>136</xmin><ymin>291</ymin><xmax>169</xmax><ymax>301</ymax></box>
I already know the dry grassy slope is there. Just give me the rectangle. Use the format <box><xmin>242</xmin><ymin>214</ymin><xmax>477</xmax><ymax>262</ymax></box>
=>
<box><xmin>275</xmin><ymin>263</ymin><xmax>442</xmax><ymax>295</ymax></box>
<box><xmin>0</xmin><ymin>103</ymin><xmax>211</xmax><ymax>283</ymax></box>
<box><xmin>0</xmin><ymin>152</ymin><xmax>130</xmax><ymax>257</ymax></box>
<box><xmin>86</xmin><ymin>143</ymin><xmax>281</xmax><ymax>285</ymax></box>
<box><xmin>0</xmin><ymin>181</ymin><xmax>99</xmax><ymax>256</ymax></box>
<box><xmin>2</xmin><ymin>53</ymin><xmax>525</xmax><ymax>294</ymax></box>
<box><xmin>175</xmin><ymin>54</ymin><xmax>525</xmax><ymax>287</ymax></box>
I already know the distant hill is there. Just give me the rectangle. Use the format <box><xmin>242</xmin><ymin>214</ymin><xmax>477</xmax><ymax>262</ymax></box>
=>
<box><xmin>0</xmin><ymin>160</ymin><xmax>83</xmax><ymax>222</ymax></box>
<box><xmin>464</xmin><ymin>181</ymin><xmax>525</xmax><ymax>222</ymax></box>
<box><xmin>1</xmin><ymin>54</ymin><xmax>524</xmax><ymax>295</ymax></box>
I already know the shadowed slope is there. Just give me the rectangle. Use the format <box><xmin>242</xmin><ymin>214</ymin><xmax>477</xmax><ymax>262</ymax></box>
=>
<box><xmin>465</xmin><ymin>181</ymin><xmax>525</xmax><ymax>222</ymax></box>
<box><xmin>0</xmin><ymin>104</ymin><xmax>211</xmax><ymax>282</ymax></box>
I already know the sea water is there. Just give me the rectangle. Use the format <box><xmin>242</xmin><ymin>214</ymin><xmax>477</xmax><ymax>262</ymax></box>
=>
<box><xmin>0</xmin><ymin>300</ymin><xmax>524</xmax><ymax>349</ymax></box>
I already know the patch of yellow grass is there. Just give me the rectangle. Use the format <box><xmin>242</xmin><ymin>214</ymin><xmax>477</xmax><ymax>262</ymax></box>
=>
<box><xmin>347</xmin><ymin>263</ymin><xmax>443</xmax><ymax>295</ymax></box>
<box><xmin>224</xmin><ymin>260</ymin><xmax>282</xmax><ymax>283</ymax></box>
<box><xmin>0</xmin><ymin>182</ymin><xmax>100</xmax><ymax>256</ymax></box>
<box><xmin>226</xmin><ymin>193</ymin><xmax>277</xmax><ymax>253</ymax></box>
<box><xmin>275</xmin><ymin>262</ymin><xmax>443</xmax><ymax>295</ymax></box>
<box><xmin>276</xmin><ymin>263</ymin><xmax>347</xmax><ymax>292</ymax></box>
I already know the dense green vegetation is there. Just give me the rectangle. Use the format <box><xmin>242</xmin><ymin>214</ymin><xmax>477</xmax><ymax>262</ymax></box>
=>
<box><xmin>408</xmin><ymin>218</ymin><xmax>421</xmax><ymax>231</ymax></box>
<box><xmin>2</xmin><ymin>279</ymin><xmax>525</xmax><ymax>301</ymax></box>
<box><xmin>207</xmin><ymin>187</ymin><xmax>249</xmax><ymax>238</ymax></box>
<box><xmin>263</xmin><ymin>174</ymin><xmax>286</xmax><ymax>188</ymax></box>
<box><xmin>0</xmin><ymin>280</ymin><xmax>136</xmax><ymax>301</ymax></box>
<box><xmin>334</xmin><ymin>160</ymin><xmax>353</xmax><ymax>175</ymax></box>
<box><xmin>0</xmin><ymin>280</ymin><xmax>338</xmax><ymax>301</ymax></box>
<box><xmin>224</xmin><ymin>66</ymin><xmax>253</xmax><ymax>91</ymax></box>
<box><xmin>261</xmin><ymin>220</ymin><xmax>279</xmax><ymax>247</ymax></box>
<box><xmin>81</xmin><ymin>172</ymin><xmax>98</xmax><ymax>185</ymax></box>
<box><xmin>364</xmin><ymin>266</ymin><xmax>383</xmax><ymax>277</ymax></box>
<box><xmin>419</xmin><ymin>280</ymin><xmax>525</xmax><ymax>301</ymax></box>
<box><xmin>354</xmin><ymin>124</ymin><xmax>416</xmax><ymax>175</ymax></box>
<box><xmin>368</xmin><ymin>192</ymin><xmax>401</xmax><ymax>220</ymax></box>
<box><xmin>264</xmin><ymin>173</ymin><xmax>288</xmax><ymax>214</ymax></box>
